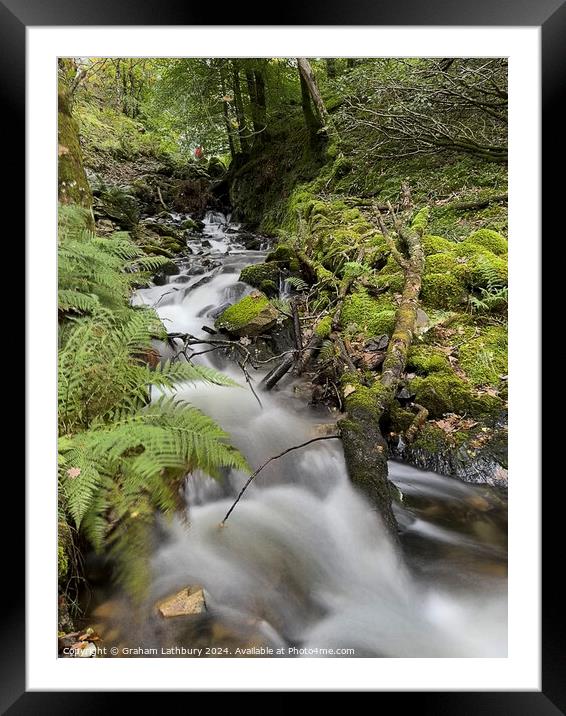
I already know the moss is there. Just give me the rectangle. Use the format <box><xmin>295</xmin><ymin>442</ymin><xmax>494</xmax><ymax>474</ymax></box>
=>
<box><xmin>214</xmin><ymin>291</ymin><xmax>275</xmax><ymax>334</ymax></box>
<box><xmin>344</xmin><ymin>379</ymin><xmax>389</xmax><ymax>419</ymax></box>
<box><xmin>458</xmin><ymin>324</ymin><xmax>507</xmax><ymax>386</ymax></box>
<box><xmin>422</xmin><ymin>234</ymin><xmax>454</xmax><ymax>256</ymax></box>
<box><xmin>314</xmin><ymin>315</ymin><xmax>333</xmax><ymax>338</ymax></box>
<box><xmin>406</xmin><ymin>345</ymin><xmax>451</xmax><ymax>375</ymax></box>
<box><xmin>425</xmin><ymin>253</ymin><xmax>462</xmax><ymax>275</ymax></box>
<box><xmin>421</xmin><ymin>273</ymin><xmax>467</xmax><ymax>310</ymax></box>
<box><xmin>239</xmin><ymin>262</ymin><xmax>281</xmax><ymax>293</ymax></box>
<box><xmin>454</xmin><ymin>244</ymin><xmax>508</xmax><ymax>288</ymax></box>
<box><xmin>388</xmin><ymin>403</ymin><xmax>416</xmax><ymax>433</ymax></box>
<box><xmin>58</xmin><ymin>81</ymin><xmax>93</xmax><ymax>210</ymax></box>
<box><xmin>409</xmin><ymin>372</ymin><xmax>504</xmax><ymax>420</ymax></box>
<box><xmin>341</xmin><ymin>289</ymin><xmax>397</xmax><ymax>336</ymax></box>
<box><xmin>411</xmin><ymin>206</ymin><xmax>430</xmax><ymax>234</ymax></box>
<box><xmin>466</xmin><ymin>228</ymin><xmax>508</xmax><ymax>256</ymax></box>
<box><xmin>266</xmin><ymin>244</ymin><xmax>294</xmax><ymax>265</ymax></box>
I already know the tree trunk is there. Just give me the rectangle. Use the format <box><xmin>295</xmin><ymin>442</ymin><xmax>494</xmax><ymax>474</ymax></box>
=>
<box><xmin>325</xmin><ymin>58</ymin><xmax>337</xmax><ymax>78</ymax></box>
<box><xmin>220</xmin><ymin>72</ymin><xmax>236</xmax><ymax>159</ymax></box>
<box><xmin>339</xmin><ymin>209</ymin><xmax>426</xmax><ymax>538</ymax></box>
<box><xmin>254</xmin><ymin>67</ymin><xmax>267</xmax><ymax>134</ymax></box>
<box><xmin>231</xmin><ymin>62</ymin><xmax>250</xmax><ymax>154</ymax></box>
<box><xmin>299</xmin><ymin>69</ymin><xmax>322</xmax><ymax>145</ymax></box>
<box><xmin>297</xmin><ymin>58</ymin><xmax>330</xmax><ymax>133</ymax></box>
<box><xmin>57</xmin><ymin>59</ymin><xmax>93</xmax><ymax>220</ymax></box>
<box><xmin>245</xmin><ymin>66</ymin><xmax>265</xmax><ymax>145</ymax></box>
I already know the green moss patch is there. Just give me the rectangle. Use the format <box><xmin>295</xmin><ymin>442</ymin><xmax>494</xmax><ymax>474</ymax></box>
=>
<box><xmin>458</xmin><ymin>324</ymin><xmax>507</xmax><ymax>386</ymax></box>
<box><xmin>341</xmin><ymin>289</ymin><xmax>397</xmax><ymax>336</ymax></box>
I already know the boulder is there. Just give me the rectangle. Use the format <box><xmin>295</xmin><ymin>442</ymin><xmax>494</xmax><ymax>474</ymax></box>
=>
<box><xmin>214</xmin><ymin>290</ymin><xmax>278</xmax><ymax>337</ymax></box>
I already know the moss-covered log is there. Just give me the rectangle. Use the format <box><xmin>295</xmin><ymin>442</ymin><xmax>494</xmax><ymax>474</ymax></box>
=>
<box><xmin>339</xmin><ymin>207</ymin><xmax>426</xmax><ymax>536</ymax></box>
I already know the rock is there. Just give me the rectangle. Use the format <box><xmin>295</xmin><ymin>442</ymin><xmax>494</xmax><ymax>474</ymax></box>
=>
<box><xmin>396</xmin><ymin>387</ymin><xmax>415</xmax><ymax>405</ymax></box>
<box><xmin>214</xmin><ymin>290</ymin><xmax>278</xmax><ymax>337</ymax></box>
<box><xmin>208</xmin><ymin>301</ymin><xmax>232</xmax><ymax>319</ymax></box>
<box><xmin>239</xmin><ymin>262</ymin><xmax>281</xmax><ymax>297</ymax></box>
<box><xmin>201</xmin><ymin>239</ymin><xmax>212</xmax><ymax>248</ymax></box>
<box><xmin>156</xmin><ymin>586</ymin><xmax>207</xmax><ymax>618</ymax></box>
<box><xmin>365</xmin><ymin>334</ymin><xmax>389</xmax><ymax>351</ymax></box>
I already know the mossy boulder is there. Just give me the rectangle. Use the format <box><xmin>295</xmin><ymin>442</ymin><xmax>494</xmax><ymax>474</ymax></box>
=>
<box><xmin>409</xmin><ymin>372</ymin><xmax>504</xmax><ymax>421</ymax></box>
<box><xmin>239</xmin><ymin>263</ymin><xmax>281</xmax><ymax>296</ymax></box>
<box><xmin>266</xmin><ymin>244</ymin><xmax>294</xmax><ymax>266</ymax></box>
<box><xmin>214</xmin><ymin>290</ymin><xmax>278</xmax><ymax>337</ymax></box>
<box><xmin>422</xmin><ymin>234</ymin><xmax>454</xmax><ymax>256</ymax></box>
<box><xmin>341</xmin><ymin>289</ymin><xmax>397</xmax><ymax>336</ymax></box>
<box><xmin>454</xmin><ymin>244</ymin><xmax>507</xmax><ymax>288</ymax></box>
<box><xmin>465</xmin><ymin>229</ymin><xmax>508</xmax><ymax>256</ymax></box>
<box><xmin>421</xmin><ymin>273</ymin><xmax>467</xmax><ymax>310</ymax></box>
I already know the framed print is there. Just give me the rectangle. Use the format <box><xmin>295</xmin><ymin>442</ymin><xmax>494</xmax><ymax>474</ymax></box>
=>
<box><xmin>6</xmin><ymin>0</ymin><xmax>558</xmax><ymax>708</ymax></box>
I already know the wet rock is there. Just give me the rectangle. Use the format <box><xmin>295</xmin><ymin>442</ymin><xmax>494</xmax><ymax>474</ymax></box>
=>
<box><xmin>208</xmin><ymin>301</ymin><xmax>233</xmax><ymax>319</ymax></box>
<box><xmin>156</xmin><ymin>586</ymin><xmax>207</xmax><ymax>618</ymax></box>
<box><xmin>201</xmin><ymin>239</ymin><xmax>212</xmax><ymax>248</ymax></box>
<box><xmin>214</xmin><ymin>290</ymin><xmax>278</xmax><ymax>337</ymax></box>
<box><xmin>186</xmin><ymin>265</ymin><xmax>206</xmax><ymax>276</ymax></box>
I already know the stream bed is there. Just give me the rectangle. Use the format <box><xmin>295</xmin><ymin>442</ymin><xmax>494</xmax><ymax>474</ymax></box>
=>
<box><xmin>87</xmin><ymin>211</ymin><xmax>507</xmax><ymax>658</ymax></box>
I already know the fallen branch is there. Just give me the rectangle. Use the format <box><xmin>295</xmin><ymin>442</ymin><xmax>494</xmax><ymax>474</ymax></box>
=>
<box><xmin>405</xmin><ymin>403</ymin><xmax>429</xmax><ymax>442</ymax></box>
<box><xmin>220</xmin><ymin>435</ymin><xmax>341</xmax><ymax>525</ymax></box>
<box><xmin>445</xmin><ymin>192</ymin><xmax>507</xmax><ymax>212</ymax></box>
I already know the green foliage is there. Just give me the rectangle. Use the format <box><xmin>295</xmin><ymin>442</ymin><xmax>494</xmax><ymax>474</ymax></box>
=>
<box><xmin>314</xmin><ymin>315</ymin><xmax>333</xmax><ymax>338</ymax></box>
<box><xmin>285</xmin><ymin>275</ymin><xmax>309</xmax><ymax>292</ymax></box>
<box><xmin>58</xmin><ymin>205</ymin><xmax>170</xmax><ymax>315</ymax></box>
<box><xmin>58</xmin><ymin>203</ymin><xmax>245</xmax><ymax>600</ymax></box>
<box><xmin>458</xmin><ymin>324</ymin><xmax>507</xmax><ymax>386</ymax></box>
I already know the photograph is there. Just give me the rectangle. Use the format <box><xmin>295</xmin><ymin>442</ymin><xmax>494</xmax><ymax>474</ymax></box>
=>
<box><xmin>56</xmin><ymin>55</ymin><xmax>510</xmax><ymax>660</ymax></box>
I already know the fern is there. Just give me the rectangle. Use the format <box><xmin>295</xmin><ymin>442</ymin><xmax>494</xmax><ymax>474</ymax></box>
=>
<box><xmin>58</xmin><ymin>203</ymin><xmax>247</xmax><ymax>602</ymax></box>
<box><xmin>469</xmin><ymin>255</ymin><xmax>508</xmax><ymax>314</ymax></box>
<box><xmin>285</xmin><ymin>276</ymin><xmax>309</xmax><ymax>292</ymax></box>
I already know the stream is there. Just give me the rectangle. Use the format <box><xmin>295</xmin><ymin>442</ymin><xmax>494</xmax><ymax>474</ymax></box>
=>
<box><xmin>90</xmin><ymin>211</ymin><xmax>507</xmax><ymax>658</ymax></box>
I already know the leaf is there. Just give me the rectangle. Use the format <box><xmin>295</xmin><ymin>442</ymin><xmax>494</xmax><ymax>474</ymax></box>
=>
<box><xmin>343</xmin><ymin>384</ymin><xmax>356</xmax><ymax>398</ymax></box>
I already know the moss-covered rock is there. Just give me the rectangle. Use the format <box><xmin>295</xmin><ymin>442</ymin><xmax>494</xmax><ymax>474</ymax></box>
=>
<box><xmin>266</xmin><ymin>244</ymin><xmax>294</xmax><ymax>265</ymax></box>
<box><xmin>422</xmin><ymin>234</ymin><xmax>454</xmax><ymax>256</ymax></box>
<box><xmin>406</xmin><ymin>345</ymin><xmax>451</xmax><ymax>375</ymax></box>
<box><xmin>341</xmin><ymin>289</ymin><xmax>397</xmax><ymax>336</ymax></box>
<box><xmin>458</xmin><ymin>324</ymin><xmax>507</xmax><ymax>386</ymax></box>
<box><xmin>409</xmin><ymin>372</ymin><xmax>503</xmax><ymax>421</ymax></box>
<box><xmin>421</xmin><ymin>273</ymin><xmax>467</xmax><ymax>310</ymax></box>
<box><xmin>239</xmin><ymin>262</ymin><xmax>281</xmax><ymax>296</ymax></box>
<box><xmin>214</xmin><ymin>290</ymin><xmax>278</xmax><ymax>337</ymax></box>
<box><xmin>454</xmin><ymin>243</ymin><xmax>507</xmax><ymax>288</ymax></box>
<box><xmin>465</xmin><ymin>228</ymin><xmax>508</xmax><ymax>256</ymax></box>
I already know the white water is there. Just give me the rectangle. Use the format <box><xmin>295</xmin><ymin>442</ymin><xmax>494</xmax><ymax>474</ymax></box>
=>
<box><xmin>130</xmin><ymin>211</ymin><xmax>507</xmax><ymax>658</ymax></box>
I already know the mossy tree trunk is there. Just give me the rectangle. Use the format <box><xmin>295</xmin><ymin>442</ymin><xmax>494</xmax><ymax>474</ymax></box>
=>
<box><xmin>299</xmin><ymin>70</ymin><xmax>323</xmax><ymax>147</ymax></box>
<box><xmin>58</xmin><ymin>59</ymin><xmax>93</xmax><ymax>220</ymax></box>
<box><xmin>339</xmin><ymin>208</ymin><xmax>426</xmax><ymax>538</ymax></box>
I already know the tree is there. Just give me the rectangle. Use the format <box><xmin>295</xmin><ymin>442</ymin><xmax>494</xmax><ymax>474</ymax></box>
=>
<box><xmin>338</xmin><ymin>58</ymin><xmax>507</xmax><ymax>162</ymax></box>
<box><xmin>57</xmin><ymin>59</ymin><xmax>93</xmax><ymax>218</ymax></box>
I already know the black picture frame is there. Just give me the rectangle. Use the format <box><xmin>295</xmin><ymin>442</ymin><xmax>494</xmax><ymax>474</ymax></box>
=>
<box><xmin>9</xmin><ymin>0</ymin><xmax>556</xmax><ymax>709</ymax></box>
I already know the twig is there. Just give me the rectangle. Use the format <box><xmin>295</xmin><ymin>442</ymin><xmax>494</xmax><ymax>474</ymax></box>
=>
<box><xmin>374</xmin><ymin>206</ymin><xmax>409</xmax><ymax>270</ymax></box>
<box><xmin>220</xmin><ymin>435</ymin><xmax>341</xmax><ymax>525</ymax></box>
<box><xmin>238</xmin><ymin>360</ymin><xmax>263</xmax><ymax>409</ymax></box>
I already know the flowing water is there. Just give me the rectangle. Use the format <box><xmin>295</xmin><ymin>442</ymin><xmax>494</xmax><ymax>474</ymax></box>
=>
<box><xmin>94</xmin><ymin>211</ymin><xmax>507</xmax><ymax>657</ymax></box>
